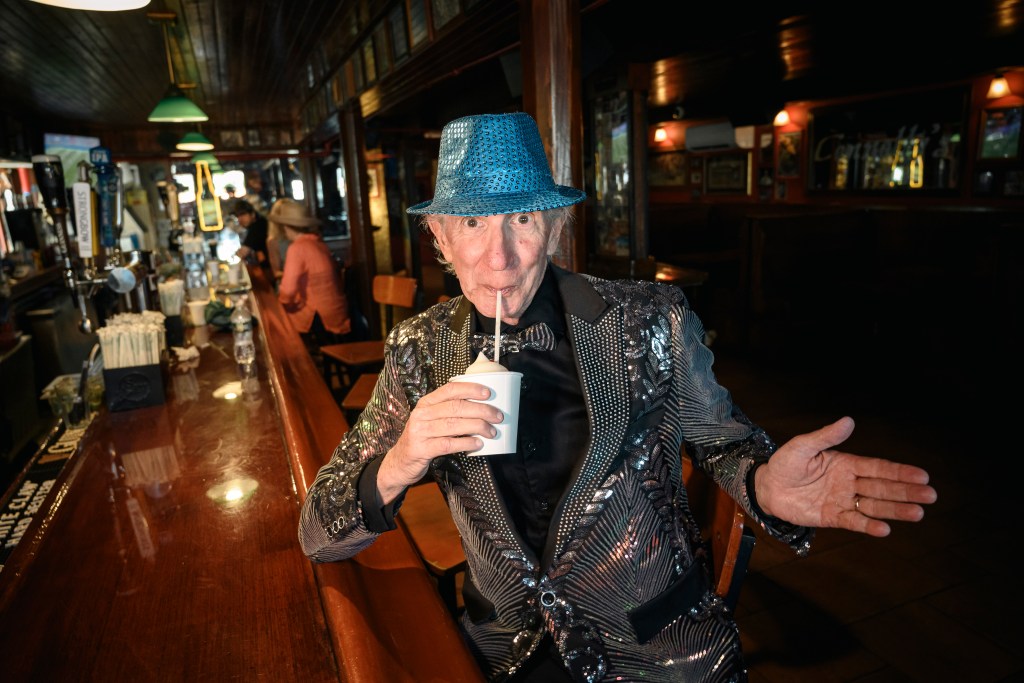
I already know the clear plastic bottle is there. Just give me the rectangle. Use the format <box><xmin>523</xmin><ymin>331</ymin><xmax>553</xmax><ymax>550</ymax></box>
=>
<box><xmin>230</xmin><ymin>296</ymin><xmax>256</xmax><ymax>378</ymax></box>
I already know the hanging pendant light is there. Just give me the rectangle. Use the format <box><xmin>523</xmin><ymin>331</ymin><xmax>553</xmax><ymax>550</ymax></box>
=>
<box><xmin>149</xmin><ymin>86</ymin><xmax>208</xmax><ymax>123</ymax></box>
<box><xmin>177</xmin><ymin>131</ymin><xmax>214</xmax><ymax>151</ymax></box>
<box><xmin>191</xmin><ymin>151</ymin><xmax>223</xmax><ymax>173</ymax></box>
<box><xmin>30</xmin><ymin>0</ymin><xmax>151</xmax><ymax>10</ymax></box>
<box><xmin>147</xmin><ymin>12</ymin><xmax>208</xmax><ymax>123</ymax></box>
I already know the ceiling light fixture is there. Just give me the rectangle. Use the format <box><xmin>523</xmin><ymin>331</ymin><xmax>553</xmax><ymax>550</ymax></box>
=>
<box><xmin>147</xmin><ymin>11</ymin><xmax>208</xmax><ymax>123</ymax></box>
<box><xmin>191</xmin><ymin>151</ymin><xmax>223</xmax><ymax>173</ymax></box>
<box><xmin>176</xmin><ymin>131</ymin><xmax>214</xmax><ymax>151</ymax></box>
<box><xmin>30</xmin><ymin>0</ymin><xmax>151</xmax><ymax>10</ymax></box>
<box><xmin>987</xmin><ymin>73</ymin><xmax>1011</xmax><ymax>99</ymax></box>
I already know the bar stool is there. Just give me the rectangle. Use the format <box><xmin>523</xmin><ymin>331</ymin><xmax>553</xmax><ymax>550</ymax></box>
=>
<box><xmin>321</xmin><ymin>274</ymin><xmax>418</xmax><ymax>404</ymax></box>
<box><xmin>340</xmin><ymin>292</ymin><xmax>455</xmax><ymax>423</ymax></box>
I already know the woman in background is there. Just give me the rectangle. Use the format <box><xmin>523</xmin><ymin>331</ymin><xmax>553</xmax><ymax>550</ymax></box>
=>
<box><xmin>265</xmin><ymin>199</ymin><xmax>292</xmax><ymax>281</ymax></box>
<box><xmin>273</xmin><ymin>199</ymin><xmax>351</xmax><ymax>354</ymax></box>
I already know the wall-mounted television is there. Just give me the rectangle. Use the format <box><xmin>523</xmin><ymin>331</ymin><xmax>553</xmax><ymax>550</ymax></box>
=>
<box><xmin>43</xmin><ymin>133</ymin><xmax>101</xmax><ymax>187</ymax></box>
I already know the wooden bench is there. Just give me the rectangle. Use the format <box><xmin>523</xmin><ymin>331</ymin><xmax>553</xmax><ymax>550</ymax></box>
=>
<box><xmin>398</xmin><ymin>481</ymin><xmax>468</xmax><ymax>616</ymax></box>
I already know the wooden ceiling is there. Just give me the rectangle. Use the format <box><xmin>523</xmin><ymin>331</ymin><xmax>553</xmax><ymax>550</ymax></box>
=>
<box><xmin>2</xmin><ymin>0</ymin><xmax>1023</xmax><ymax>156</ymax></box>
<box><xmin>0</xmin><ymin>0</ymin><xmax>347</xmax><ymax>142</ymax></box>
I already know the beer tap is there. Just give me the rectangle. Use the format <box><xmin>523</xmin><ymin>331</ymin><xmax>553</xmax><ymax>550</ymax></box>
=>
<box><xmin>31</xmin><ymin>154</ymin><xmax>93</xmax><ymax>333</ymax></box>
<box><xmin>31</xmin><ymin>154</ymin><xmax>140</xmax><ymax>334</ymax></box>
<box><xmin>88</xmin><ymin>146</ymin><xmax>153</xmax><ymax>310</ymax></box>
<box><xmin>156</xmin><ymin>179</ymin><xmax>182</xmax><ymax>252</ymax></box>
<box><xmin>91</xmin><ymin>146</ymin><xmax>125</xmax><ymax>266</ymax></box>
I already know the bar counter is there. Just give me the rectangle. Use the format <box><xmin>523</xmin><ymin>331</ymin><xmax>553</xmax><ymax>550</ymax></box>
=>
<box><xmin>0</xmin><ymin>265</ymin><xmax>483</xmax><ymax>681</ymax></box>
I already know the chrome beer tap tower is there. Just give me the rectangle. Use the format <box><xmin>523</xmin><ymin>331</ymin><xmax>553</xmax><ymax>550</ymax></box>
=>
<box><xmin>31</xmin><ymin>152</ymin><xmax>152</xmax><ymax>333</ymax></box>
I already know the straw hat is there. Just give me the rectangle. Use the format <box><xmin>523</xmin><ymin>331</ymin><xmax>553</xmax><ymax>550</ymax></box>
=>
<box><xmin>406</xmin><ymin>112</ymin><xmax>586</xmax><ymax>217</ymax></box>
<box><xmin>268</xmin><ymin>198</ymin><xmax>322</xmax><ymax>230</ymax></box>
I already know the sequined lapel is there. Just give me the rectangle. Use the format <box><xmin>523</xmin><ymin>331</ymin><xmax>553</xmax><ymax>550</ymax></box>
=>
<box><xmin>544</xmin><ymin>268</ymin><xmax>631</xmax><ymax>562</ymax></box>
<box><xmin>434</xmin><ymin>268</ymin><xmax>630</xmax><ymax>569</ymax></box>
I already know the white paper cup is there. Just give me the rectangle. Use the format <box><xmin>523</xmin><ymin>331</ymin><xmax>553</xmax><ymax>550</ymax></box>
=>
<box><xmin>186</xmin><ymin>300</ymin><xmax>208</xmax><ymax>327</ymax></box>
<box><xmin>227</xmin><ymin>261</ymin><xmax>241</xmax><ymax>285</ymax></box>
<box><xmin>449</xmin><ymin>371</ymin><xmax>522</xmax><ymax>456</ymax></box>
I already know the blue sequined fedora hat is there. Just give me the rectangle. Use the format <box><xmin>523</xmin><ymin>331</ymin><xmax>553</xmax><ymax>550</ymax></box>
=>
<box><xmin>406</xmin><ymin>112</ymin><xmax>586</xmax><ymax>216</ymax></box>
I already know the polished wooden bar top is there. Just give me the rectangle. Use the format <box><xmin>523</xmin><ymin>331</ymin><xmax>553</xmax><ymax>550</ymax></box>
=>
<box><xmin>0</xmin><ymin>265</ymin><xmax>484</xmax><ymax>681</ymax></box>
<box><xmin>0</xmin><ymin>323</ymin><xmax>337</xmax><ymax>678</ymax></box>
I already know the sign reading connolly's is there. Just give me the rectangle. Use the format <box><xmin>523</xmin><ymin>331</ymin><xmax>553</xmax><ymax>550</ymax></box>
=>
<box><xmin>808</xmin><ymin>87</ymin><xmax>967</xmax><ymax>192</ymax></box>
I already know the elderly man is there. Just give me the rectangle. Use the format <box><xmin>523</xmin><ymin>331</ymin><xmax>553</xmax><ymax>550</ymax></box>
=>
<box><xmin>299</xmin><ymin>113</ymin><xmax>936</xmax><ymax>682</ymax></box>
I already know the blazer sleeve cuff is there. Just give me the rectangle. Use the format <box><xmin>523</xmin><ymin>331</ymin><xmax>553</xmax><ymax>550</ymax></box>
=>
<box><xmin>356</xmin><ymin>456</ymin><xmax>404</xmax><ymax>532</ymax></box>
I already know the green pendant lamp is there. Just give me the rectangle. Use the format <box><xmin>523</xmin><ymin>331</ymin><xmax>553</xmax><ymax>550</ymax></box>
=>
<box><xmin>149</xmin><ymin>85</ymin><xmax>208</xmax><ymax>123</ymax></box>
<box><xmin>148</xmin><ymin>12</ymin><xmax>208</xmax><ymax>123</ymax></box>
<box><xmin>191</xmin><ymin>151</ymin><xmax>223</xmax><ymax>173</ymax></box>
<box><xmin>177</xmin><ymin>131</ymin><xmax>214</xmax><ymax>151</ymax></box>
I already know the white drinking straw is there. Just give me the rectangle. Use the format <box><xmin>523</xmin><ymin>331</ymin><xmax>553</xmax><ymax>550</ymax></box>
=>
<box><xmin>494</xmin><ymin>289</ymin><xmax>502</xmax><ymax>364</ymax></box>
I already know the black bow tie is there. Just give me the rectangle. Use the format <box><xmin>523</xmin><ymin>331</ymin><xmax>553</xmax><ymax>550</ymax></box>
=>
<box><xmin>470</xmin><ymin>321</ymin><xmax>558</xmax><ymax>357</ymax></box>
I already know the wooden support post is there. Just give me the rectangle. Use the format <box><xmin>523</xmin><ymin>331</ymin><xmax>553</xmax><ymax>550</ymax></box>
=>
<box><xmin>520</xmin><ymin>0</ymin><xmax>586</xmax><ymax>272</ymax></box>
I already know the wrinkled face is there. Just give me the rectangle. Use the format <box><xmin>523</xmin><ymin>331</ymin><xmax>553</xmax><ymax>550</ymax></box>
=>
<box><xmin>428</xmin><ymin>212</ymin><xmax>561</xmax><ymax>325</ymax></box>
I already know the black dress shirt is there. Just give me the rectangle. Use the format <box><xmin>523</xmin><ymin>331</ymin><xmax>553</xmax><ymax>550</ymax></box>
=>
<box><xmin>471</xmin><ymin>267</ymin><xmax>588</xmax><ymax>560</ymax></box>
<box><xmin>358</xmin><ymin>266</ymin><xmax>589</xmax><ymax>562</ymax></box>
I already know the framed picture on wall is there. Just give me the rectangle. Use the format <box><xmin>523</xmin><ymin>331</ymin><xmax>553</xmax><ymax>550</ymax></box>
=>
<box><xmin>777</xmin><ymin>131</ymin><xmax>801</xmax><ymax>178</ymax></box>
<box><xmin>979</xmin><ymin>106</ymin><xmax>1022</xmax><ymax>160</ymax></box>
<box><xmin>649</xmin><ymin>151</ymin><xmax>687</xmax><ymax>185</ymax></box>
<box><xmin>220</xmin><ymin>129</ymin><xmax>244</xmax><ymax>148</ymax></box>
<box><xmin>705</xmin><ymin>152</ymin><xmax>749</xmax><ymax>193</ymax></box>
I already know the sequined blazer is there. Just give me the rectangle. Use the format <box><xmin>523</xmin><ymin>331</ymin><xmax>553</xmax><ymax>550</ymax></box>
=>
<box><xmin>299</xmin><ymin>265</ymin><xmax>813</xmax><ymax>683</ymax></box>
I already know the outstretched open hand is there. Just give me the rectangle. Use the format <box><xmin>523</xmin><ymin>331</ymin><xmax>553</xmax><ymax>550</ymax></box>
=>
<box><xmin>753</xmin><ymin>417</ymin><xmax>938</xmax><ymax>537</ymax></box>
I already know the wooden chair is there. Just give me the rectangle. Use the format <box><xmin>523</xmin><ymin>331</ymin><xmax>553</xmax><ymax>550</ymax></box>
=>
<box><xmin>398</xmin><ymin>481</ymin><xmax>468</xmax><ymax>616</ymax></box>
<box><xmin>340</xmin><ymin>373</ymin><xmax>377</xmax><ymax>424</ymax></box>
<box><xmin>681</xmin><ymin>448</ymin><xmax>756</xmax><ymax>610</ymax></box>
<box><xmin>321</xmin><ymin>274</ymin><xmax>418</xmax><ymax>400</ymax></box>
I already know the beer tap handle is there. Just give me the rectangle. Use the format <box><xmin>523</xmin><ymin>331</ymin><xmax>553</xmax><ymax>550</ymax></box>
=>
<box><xmin>30</xmin><ymin>154</ymin><xmax>74</xmax><ymax>270</ymax></box>
<box><xmin>32</xmin><ymin>154</ymin><xmax>94</xmax><ymax>334</ymax></box>
<box><xmin>113</xmin><ymin>166</ymin><xmax>124</xmax><ymax>244</ymax></box>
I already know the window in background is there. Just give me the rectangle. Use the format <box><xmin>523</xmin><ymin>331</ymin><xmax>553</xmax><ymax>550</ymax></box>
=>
<box><xmin>173</xmin><ymin>173</ymin><xmax>196</xmax><ymax>205</ymax></box>
<box><xmin>217</xmin><ymin>170</ymin><xmax>245</xmax><ymax>198</ymax></box>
